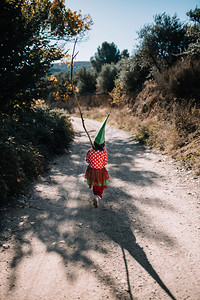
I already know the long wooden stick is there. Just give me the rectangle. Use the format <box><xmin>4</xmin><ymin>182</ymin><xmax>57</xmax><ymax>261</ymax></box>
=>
<box><xmin>70</xmin><ymin>39</ymin><xmax>94</xmax><ymax>148</ymax></box>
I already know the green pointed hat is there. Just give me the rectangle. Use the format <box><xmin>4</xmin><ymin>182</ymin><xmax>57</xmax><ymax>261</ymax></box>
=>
<box><xmin>94</xmin><ymin>114</ymin><xmax>110</xmax><ymax>145</ymax></box>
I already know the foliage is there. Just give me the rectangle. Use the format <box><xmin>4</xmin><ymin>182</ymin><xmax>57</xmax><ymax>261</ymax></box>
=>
<box><xmin>46</xmin><ymin>72</ymin><xmax>74</xmax><ymax>102</ymax></box>
<box><xmin>76</xmin><ymin>66</ymin><xmax>97</xmax><ymax>94</ymax></box>
<box><xmin>96</xmin><ymin>63</ymin><xmax>118</xmax><ymax>93</ymax></box>
<box><xmin>120</xmin><ymin>49</ymin><xmax>130</xmax><ymax>59</ymax></box>
<box><xmin>116</xmin><ymin>55</ymin><xmax>150</xmax><ymax>92</ymax></box>
<box><xmin>137</xmin><ymin>13</ymin><xmax>190</xmax><ymax>73</ymax></box>
<box><xmin>0</xmin><ymin>106</ymin><xmax>74</xmax><ymax>203</ymax></box>
<box><xmin>156</xmin><ymin>58</ymin><xmax>200</xmax><ymax>103</ymax></box>
<box><xmin>187</xmin><ymin>6</ymin><xmax>200</xmax><ymax>22</ymax></box>
<box><xmin>50</xmin><ymin>8</ymin><xmax>199</xmax><ymax>102</ymax></box>
<box><xmin>108</xmin><ymin>7</ymin><xmax>200</xmax><ymax>107</ymax></box>
<box><xmin>108</xmin><ymin>55</ymin><xmax>150</xmax><ymax>105</ymax></box>
<box><xmin>135</xmin><ymin>127</ymin><xmax>151</xmax><ymax>145</ymax></box>
<box><xmin>0</xmin><ymin>0</ymin><xmax>92</xmax><ymax>112</ymax></box>
<box><xmin>90</xmin><ymin>42</ymin><xmax>121</xmax><ymax>73</ymax></box>
<box><xmin>71</xmin><ymin>7</ymin><xmax>200</xmax><ymax>175</ymax></box>
<box><xmin>108</xmin><ymin>79</ymin><xmax>125</xmax><ymax>106</ymax></box>
<box><xmin>182</xmin><ymin>7</ymin><xmax>200</xmax><ymax>59</ymax></box>
<box><xmin>78</xmin><ymin>88</ymin><xmax>200</xmax><ymax>175</ymax></box>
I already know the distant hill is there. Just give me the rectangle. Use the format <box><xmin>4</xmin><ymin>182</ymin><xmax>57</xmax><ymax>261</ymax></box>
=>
<box><xmin>50</xmin><ymin>61</ymin><xmax>91</xmax><ymax>73</ymax></box>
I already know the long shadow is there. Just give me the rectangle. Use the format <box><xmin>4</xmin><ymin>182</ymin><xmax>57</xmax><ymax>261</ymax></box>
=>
<box><xmin>121</xmin><ymin>246</ymin><xmax>134</xmax><ymax>300</ymax></box>
<box><xmin>96</xmin><ymin>206</ymin><xmax>176</xmax><ymax>300</ymax></box>
<box><xmin>0</xmin><ymin>121</ymin><xmax>177</xmax><ymax>298</ymax></box>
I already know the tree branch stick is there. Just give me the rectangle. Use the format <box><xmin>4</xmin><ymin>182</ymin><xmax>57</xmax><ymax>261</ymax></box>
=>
<box><xmin>70</xmin><ymin>39</ymin><xmax>94</xmax><ymax>148</ymax></box>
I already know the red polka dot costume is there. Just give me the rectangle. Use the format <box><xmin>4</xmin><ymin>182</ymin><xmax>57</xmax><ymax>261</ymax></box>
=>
<box><xmin>85</xmin><ymin>115</ymin><xmax>110</xmax><ymax>205</ymax></box>
<box><xmin>85</xmin><ymin>148</ymin><xmax>109</xmax><ymax>193</ymax></box>
<box><xmin>86</xmin><ymin>148</ymin><xmax>108</xmax><ymax>169</ymax></box>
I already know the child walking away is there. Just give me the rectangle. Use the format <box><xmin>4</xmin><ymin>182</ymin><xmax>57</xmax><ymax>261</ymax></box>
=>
<box><xmin>85</xmin><ymin>115</ymin><xmax>110</xmax><ymax>208</ymax></box>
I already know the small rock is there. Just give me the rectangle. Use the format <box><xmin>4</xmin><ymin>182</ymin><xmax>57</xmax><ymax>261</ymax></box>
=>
<box><xmin>187</xmin><ymin>191</ymin><xmax>194</xmax><ymax>195</ymax></box>
<box><xmin>121</xmin><ymin>279</ymin><xmax>126</xmax><ymax>284</ymax></box>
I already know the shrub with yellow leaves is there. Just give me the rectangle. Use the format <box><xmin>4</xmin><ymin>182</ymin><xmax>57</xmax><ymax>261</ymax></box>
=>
<box><xmin>109</xmin><ymin>79</ymin><xmax>126</xmax><ymax>106</ymax></box>
<box><xmin>46</xmin><ymin>73</ymin><xmax>76</xmax><ymax>103</ymax></box>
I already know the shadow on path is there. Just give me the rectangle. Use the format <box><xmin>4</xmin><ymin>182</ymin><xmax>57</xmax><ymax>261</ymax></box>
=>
<box><xmin>96</xmin><ymin>205</ymin><xmax>176</xmax><ymax>300</ymax></box>
<box><xmin>0</xmin><ymin>120</ymin><xmax>177</xmax><ymax>299</ymax></box>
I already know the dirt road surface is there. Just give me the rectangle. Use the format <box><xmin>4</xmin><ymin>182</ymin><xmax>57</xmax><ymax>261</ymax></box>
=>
<box><xmin>0</xmin><ymin>117</ymin><xmax>200</xmax><ymax>300</ymax></box>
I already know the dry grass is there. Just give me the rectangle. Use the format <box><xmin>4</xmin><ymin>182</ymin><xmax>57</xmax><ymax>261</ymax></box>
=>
<box><xmin>73</xmin><ymin>105</ymin><xmax>138</xmax><ymax>133</ymax></box>
<box><xmin>72</xmin><ymin>90</ymin><xmax>200</xmax><ymax>176</ymax></box>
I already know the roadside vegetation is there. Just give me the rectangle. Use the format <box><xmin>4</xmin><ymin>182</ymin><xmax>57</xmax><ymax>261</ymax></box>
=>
<box><xmin>0</xmin><ymin>0</ymin><xmax>92</xmax><ymax>204</ymax></box>
<box><xmin>50</xmin><ymin>7</ymin><xmax>200</xmax><ymax>175</ymax></box>
<box><xmin>1</xmin><ymin>2</ymin><xmax>199</xmax><ymax>204</ymax></box>
<box><xmin>0</xmin><ymin>105</ymin><xmax>74</xmax><ymax>203</ymax></box>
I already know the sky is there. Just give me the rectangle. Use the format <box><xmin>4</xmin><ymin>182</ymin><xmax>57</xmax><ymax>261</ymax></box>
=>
<box><xmin>66</xmin><ymin>0</ymin><xmax>199</xmax><ymax>61</ymax></box>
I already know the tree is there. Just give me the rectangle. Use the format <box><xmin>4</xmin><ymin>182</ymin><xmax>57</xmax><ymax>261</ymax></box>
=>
<box><xmin>96</xmin><ymin>63</ymin><xmax>117</xmax><ymax>93</ymax></box>
<box><xmin>120</xmin><ymin>49</ymin><xmax>130</xmax><ymax>59</ymax></box>
<box><xmin>184</xmin><ymin>7</ymin><xmax>200</xmax><ymax>59</ymax></box>
<box><xmin>137</xmin><ymin>13</ymin><xmax>190</xmax><ymax>73</ymax></box>
<box><xmin>187</xmin><ymin>6</ymin><xmax>200</xmax><ymax>23</ymax></box>
<box><xmin>90</xmin><ymin>42</ymin><xmax>121</xmax><ymax>73</ymax></box>
<box><xmin>0</xmin><ymin>0</ymin><xmax>92</xmax><ymax>112</ymax></box>
<box><xmin>76</xmin><ymin>66</ymin><xmax>97</xmax><ymax>94</ymax></box>
<box><xmin>116</xmin><ymin>54</ymin><xmax>150</xmax><ymax>92</ymax></box>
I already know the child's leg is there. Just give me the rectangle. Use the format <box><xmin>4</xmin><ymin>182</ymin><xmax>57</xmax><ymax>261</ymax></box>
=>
<box><xmin>93</xmin><ymin>185</ymin><xmax>105</xmax><ymax>199</ymax></box>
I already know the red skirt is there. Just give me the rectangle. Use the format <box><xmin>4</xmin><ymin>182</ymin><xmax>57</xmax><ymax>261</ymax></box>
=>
<box><xmin>85</xmin><ymin>166</ymin><xmax>109</xmax><ymax>189</ymax></box>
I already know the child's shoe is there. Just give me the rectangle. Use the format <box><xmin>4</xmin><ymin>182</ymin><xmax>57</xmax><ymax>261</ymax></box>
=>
<box><xmin>93</xmin><ymin>195</ymin><xmax>100</xmax><ymax>208</ymax></box>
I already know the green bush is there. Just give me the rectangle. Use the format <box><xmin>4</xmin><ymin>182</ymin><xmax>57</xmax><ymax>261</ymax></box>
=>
<box><xmin>97</xmin><ymin>63</ymin><xmax>117</xmax><ymax>93</ymax></box>
<box><xmin>77</xmin><ymin>66</ymin><xmax>97</xmax><ymax>94</ymax></box>
<box><xmin>135</xmin><ymin>126</ymin><xmax>150</xmax><ymax>144</ymax></box>
<box><xmin>116</xmin><ymin>56</ymin><xmax>150</xmax><ymax>92</ymax></box>
<box><xmin>0</xmin><ymin>106</ymin><xmax>74</xmax><ymax>203</ymax></box>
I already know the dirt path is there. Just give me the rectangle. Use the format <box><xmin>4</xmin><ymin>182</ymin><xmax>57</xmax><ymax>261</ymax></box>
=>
<box><xmin>0</xmin><ymin>117</ymin><xmax>200</xmax><ymax>300</ymax></box>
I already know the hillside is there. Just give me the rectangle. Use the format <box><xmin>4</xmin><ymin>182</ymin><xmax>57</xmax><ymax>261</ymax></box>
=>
<box><xmin>50</xmin><ymin>61</ymin><xmax>91</xmax><ymax>74</ymax></box>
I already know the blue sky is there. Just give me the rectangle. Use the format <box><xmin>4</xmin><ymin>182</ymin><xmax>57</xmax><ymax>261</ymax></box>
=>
<box><xmin>66</xmin><ymin>0</ymin><xmax>199</xmax><ymax>61</ymax></box>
